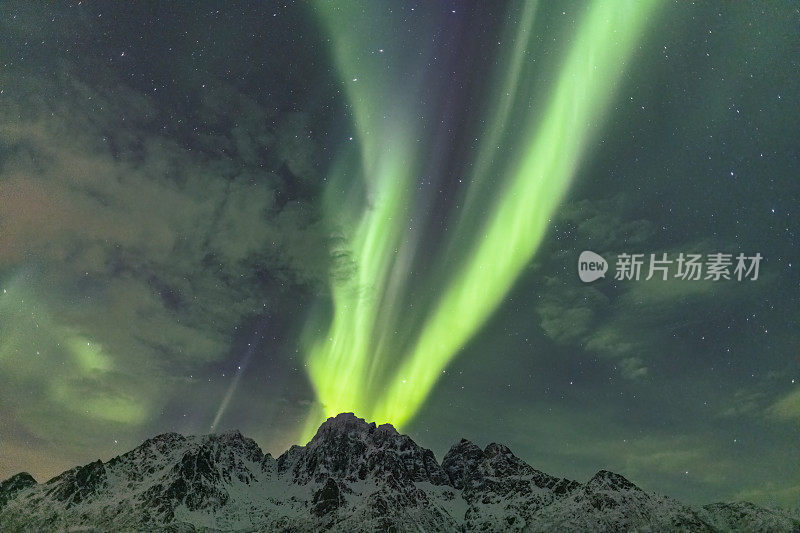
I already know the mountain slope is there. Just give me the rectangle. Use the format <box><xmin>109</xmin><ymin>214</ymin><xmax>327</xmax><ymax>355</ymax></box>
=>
<box><xmin>1</xmin><ymin>413</ymin><xmax>796</xmax><ymax>532</ymax></box>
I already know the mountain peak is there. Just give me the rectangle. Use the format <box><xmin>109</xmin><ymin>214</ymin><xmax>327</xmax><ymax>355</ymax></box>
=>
<box><xmin>278</xmin><ymin>412</ymin><xmax>448</xmax><ymax>487</ymax></box>
<box><xmin>308</xmin><ymin>413</ymin><xmax>401</xmax><ymax>444</ymax></box>
<box><xmin>587</xmin><ymin>469</ymin><xmax>640</xmax><ymax>492</ymax></box>
<box><xmin>375</xmin><ymin>422</ymin><xmax>399</xmax><ymax>435</ymax></box>
<box><xmin>149</xmin><ymin>431</ymin><xmax>184</xmax><ymax>442</ymax></box>
<box><xmin>1</xmin><ymin>415</ymin><xmax>796</xmax><ymax>531</ymax></box>
<box><xmin>312</xmin><ymin>412</ymin><xmax>376</xmax><ymax>438</ymax></box>
<box><xmin>441</xmin><ymin>438</ymin><xmax>484</xmax><ymax>489</ymax></box>
<box><xmin>0</xmin><ymin>472</ymin><xmax>37</xmax><ymax>510</ymax></box>
<box><xmin>0</xmin><ymin>472</ymin><xmax>36</xmax><ymax>487</ymax></box>
<box><xmin>217</xmin><ymin>428</ymin><xmax>243</xmax><ymax>437</ymax></box>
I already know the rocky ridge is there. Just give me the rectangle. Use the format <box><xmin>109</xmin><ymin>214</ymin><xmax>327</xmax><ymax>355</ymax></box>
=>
<box><xmin>1</xmin><ymin>413</ymin><xmax>797</xmax><ymax>532</ymax></box>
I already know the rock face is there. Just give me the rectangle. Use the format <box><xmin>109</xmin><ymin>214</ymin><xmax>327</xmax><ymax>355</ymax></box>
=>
<box><xmin>0</xmin><ymin>413</ymin><xmax>797</xmax><ymax>532</ymax></box>
<box><xmin>0</xmin><ymin>473</ymin><xmax>36</xmax><ymax>509</ymax></box>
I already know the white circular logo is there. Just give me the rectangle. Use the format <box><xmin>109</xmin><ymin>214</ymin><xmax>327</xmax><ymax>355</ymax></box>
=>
<box><xmin>578</xmin><ymin>251</ymin><xmax>608</xmax><ymax>283</ymax></box>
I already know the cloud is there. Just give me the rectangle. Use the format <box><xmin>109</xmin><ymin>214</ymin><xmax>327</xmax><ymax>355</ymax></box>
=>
<box><xmin>554</xmin><ymin>195</ymin><xmax>655</xmax><ymax>251</ymax></box>
<box><xmin>717</xmin><ymin>390</ymin><xmax>768</xmax><ymax>419</ymax></box>
<box><xmin>535</xmin><ymin>276</ymin><xmax>608</xmax><ymax>345</ymax></box>
<box><xmin>534</xmin><ymin>195</ymin><xmax>778</xmax><ymax>382</ymax></box>
<box><xmin>766</xmin><ymin>388</ymin><xmax>800</xmax><ymax>421</ymax></box>
<box><xmin>734</xmin><ymin>482</ymin><xmax>800</xmax><ymax>508</ymax></box>
<box><xmin>0</xmin><ymin>59</ymin><xmax>338</xmax><ymax>454</ymax></box>
<box><xmin>497</xmin><ymin>407</ymin><xmax>742</xmax><ymax>503</ymax></box>
<box><xmin>618</xmin><ymin>356</ymin><xmax>649</xmax><ymax>380</ymax></box>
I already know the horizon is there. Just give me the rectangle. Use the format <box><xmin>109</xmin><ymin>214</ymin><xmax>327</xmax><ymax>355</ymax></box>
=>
<box><xmin>2</xmin><ymin>411</ymin><xmax>796</xmax><ymax>512</ymax></box>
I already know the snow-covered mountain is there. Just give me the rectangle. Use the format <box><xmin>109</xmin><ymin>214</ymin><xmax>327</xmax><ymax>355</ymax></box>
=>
<box><xmin>1</xmin><ymin>413</ymin><xmax>797</xmax><ymax>532</ymax></box>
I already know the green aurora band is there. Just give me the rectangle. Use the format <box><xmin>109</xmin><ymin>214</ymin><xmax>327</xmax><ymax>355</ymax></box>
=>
<box><xmin>300</xmin><ymin>2</ymin><xmax>427</xmax><ymax>438</ymax></box>
<box><xmin>303</xmin><ymin>0</ymin><xmax>661</xmax><ymax>438</ymax></box>
<box><xmin>0</xmin><ymin>275</ymin><xmax>150</xmax><ymax>426</ymax></box>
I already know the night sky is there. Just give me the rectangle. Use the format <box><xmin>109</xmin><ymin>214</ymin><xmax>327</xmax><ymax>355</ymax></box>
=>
<box><xmin>1</xmin><ymin>1</ymin><xmax>798</xmax><ymax>508</ymax></box>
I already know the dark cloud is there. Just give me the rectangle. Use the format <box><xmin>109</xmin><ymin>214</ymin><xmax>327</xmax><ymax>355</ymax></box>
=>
<box><xmin>0</xmin><ymin>47</ymin><xmax>338</xmax><ymax>472</ymax></box>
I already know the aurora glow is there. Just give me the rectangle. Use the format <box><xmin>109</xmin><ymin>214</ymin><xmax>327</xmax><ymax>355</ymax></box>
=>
<box><xmin>304</xmin><ymin>0</ymin><xmax>661</xmax><ymax>433</ymax></box>
<box><xmin>0</xmin><ymin>276</ymin><xmax>151</xmax><ymax>425</ymax></box>
<box><xmin>2</xmin><ymin>0</ymin><xmax>798</xmax><ymax>509</ymax></box>
<box><xmin>300</xmin><ymin>2</ymin><xmax>426</xmax><ymax>436</ymax></box>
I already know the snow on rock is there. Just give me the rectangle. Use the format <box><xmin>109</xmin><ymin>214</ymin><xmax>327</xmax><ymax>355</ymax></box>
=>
<box><xmin>0</xmin><ymin>472</ymin><xmax>37</xmax><ymax>510</ymax></box>
<box><xmin>701</xmin><ymin>501</ymin><xmax>800</xmax><ymax>532</ymax></box>
<box><xmin>1</xmin><ymin>413</ymin><xmax>797</xmax><ymax>532</ymax></box>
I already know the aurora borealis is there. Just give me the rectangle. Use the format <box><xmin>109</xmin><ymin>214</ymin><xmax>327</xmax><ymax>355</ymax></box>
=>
<box><xmin>1</xmin><ymin>0</ymin><xmax>799</xmax><ymax>509</ymax></box>
<box><xmin>303</xmin><ymin>0</ymin><xmax>663</xmax><ymax>434</ymax></box>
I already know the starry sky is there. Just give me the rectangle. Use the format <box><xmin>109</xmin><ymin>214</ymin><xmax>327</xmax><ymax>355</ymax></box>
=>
<box><xmin>1</xmin><ymin>1</ymin><xmax>798</xmax><ymax>507</ymax></box>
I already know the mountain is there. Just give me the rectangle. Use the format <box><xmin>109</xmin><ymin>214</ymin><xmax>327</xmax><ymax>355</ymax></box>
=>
<box><xmin>0</xmin><ymin>413</ymin><xmax>797</xmax><ymax>532</ymax></box>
